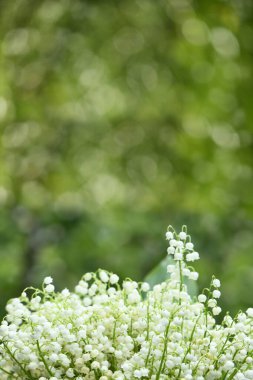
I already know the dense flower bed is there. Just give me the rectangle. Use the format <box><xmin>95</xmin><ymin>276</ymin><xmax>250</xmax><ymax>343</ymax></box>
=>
<box><xmin>1</xmin><ymin>226</ymin><xmax>253</xmax><ymax>380</ymax></box>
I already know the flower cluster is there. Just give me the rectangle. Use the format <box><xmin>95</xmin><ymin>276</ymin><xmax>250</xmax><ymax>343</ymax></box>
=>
<box><xmin>1</xmin><ymin>226</ymin><xmax>253</xmax><ymax>380</ymax></box>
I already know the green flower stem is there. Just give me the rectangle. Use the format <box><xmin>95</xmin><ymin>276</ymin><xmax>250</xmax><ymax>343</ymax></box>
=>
<box><xmin>36</xmin><ymin>340</ymin><xmax>53</xmax><ymax>377</ymax></box>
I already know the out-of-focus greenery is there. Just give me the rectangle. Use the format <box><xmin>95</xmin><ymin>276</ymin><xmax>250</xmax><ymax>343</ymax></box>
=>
<box><xmin>0</xmin><ymin>0</ymin><xmax>253</xmax><ymax>317</ymax></box>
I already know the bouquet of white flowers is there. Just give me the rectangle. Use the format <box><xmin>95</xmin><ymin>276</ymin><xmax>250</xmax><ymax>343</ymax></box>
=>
<box><xmin>1</xmin><ymin>226</ymin><xmax>253</xmax><ymax>380</ymax></box>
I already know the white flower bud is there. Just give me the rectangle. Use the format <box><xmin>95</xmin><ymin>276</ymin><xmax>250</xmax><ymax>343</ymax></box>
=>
<box><xmin>84</xmin><ymin>273</ymin><xmax>92</xmax><ymax>281</ymax></box>
<box><xmin>188</xmin><ymin>271</ymin><xmax>198</xmax><ymax>281</ymax></box>
<box><xmin>99</xmin><ymin>271</ymin><xmax>109</xmax><ymax>283</ymax></box>
<box><xmin>169</xmin><ymin>239</ymin><xmax>177</xmax><ymax>247</ymax></box>
<box><xmin>212</xmin><ymin>278</ymin><xmax>221</xmax><ymax>287</ymax></box>
<box><xmin>208</xmin><ymin>299</ymin><xmax>217</xmax><ymax>308</ymax></box>
<box><xmin>141</xmin><ymin>282</ymin><xmax>150</xmax><ymax>292</ymax></box>
<box><xmin>165</xmin><ymin>231</ymin><xmax>174</xmax><ymax>240</ymax></box>
<box><xmin>45</xmin><ymin>284</ymin><xmax>54</xmax><ymax>293</ymax></box>
<box><xmin>110</xmin><ymin>274</ymin><xmax>119</xmax><ymax>284</ymax></box>
<box><xmin>213</xmin><ymin>290</ymin><xmax>221</xmax><ymax>298</ymax></box>
<box><xmin>174</xmin><ymin>252</ymin><xmax>183</xmax><ymax>260</ymax></box>
<box><xmin>245</xmin><ymin>370</ymin><xmax>253</xmax><ymax>379</ymax></box>
<box><xmin>179</xmin><ymin>231</ymin><xmax>187</xmax><ymax>240</ymax></box>
<box><xmin>212</xmin><ymin>306</ymin><xmax>222</xmax><ymax>316</ymax></box>
<box><xmin>198</xmin><ymin>294</ymin><xmax>207</xmax><ymax>303</ymax></box>
<box><xmin>246</xmin><ymin>308</ymin><xmax>253</xmax><ymax>318</ymax></box>
<box><xmin>167</xmin><ymin>247</ymin><xmax>175</xmax><ymax>255</ymax></box>
<box><xmin>186</xmin><ymin>242</ymin><xmax>194</xmax><ymax>250</ymax></box>
<box><xmin>43</xmin><ymin>276</ymin><xmax>53</xmax><ymax>285</ymax></box>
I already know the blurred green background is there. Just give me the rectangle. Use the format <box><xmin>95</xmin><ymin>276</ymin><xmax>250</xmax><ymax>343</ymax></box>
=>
<box><xmin>0</xmin><ymin>0</ymin><xmax>253</xmax><ymax>317</ymax></box>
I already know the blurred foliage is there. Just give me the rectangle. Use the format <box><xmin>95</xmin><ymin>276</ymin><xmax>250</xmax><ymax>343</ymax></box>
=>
<box><xmin>0</xmin><ymin>0</ymin><xmax>253</xmax><ymax>317</ymax></box>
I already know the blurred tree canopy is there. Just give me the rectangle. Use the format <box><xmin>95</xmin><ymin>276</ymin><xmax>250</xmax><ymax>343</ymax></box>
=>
<box><xmin>0</xmin><ymin>0</ymin><xmax>253</xmax><ymax>316</ymax></box>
